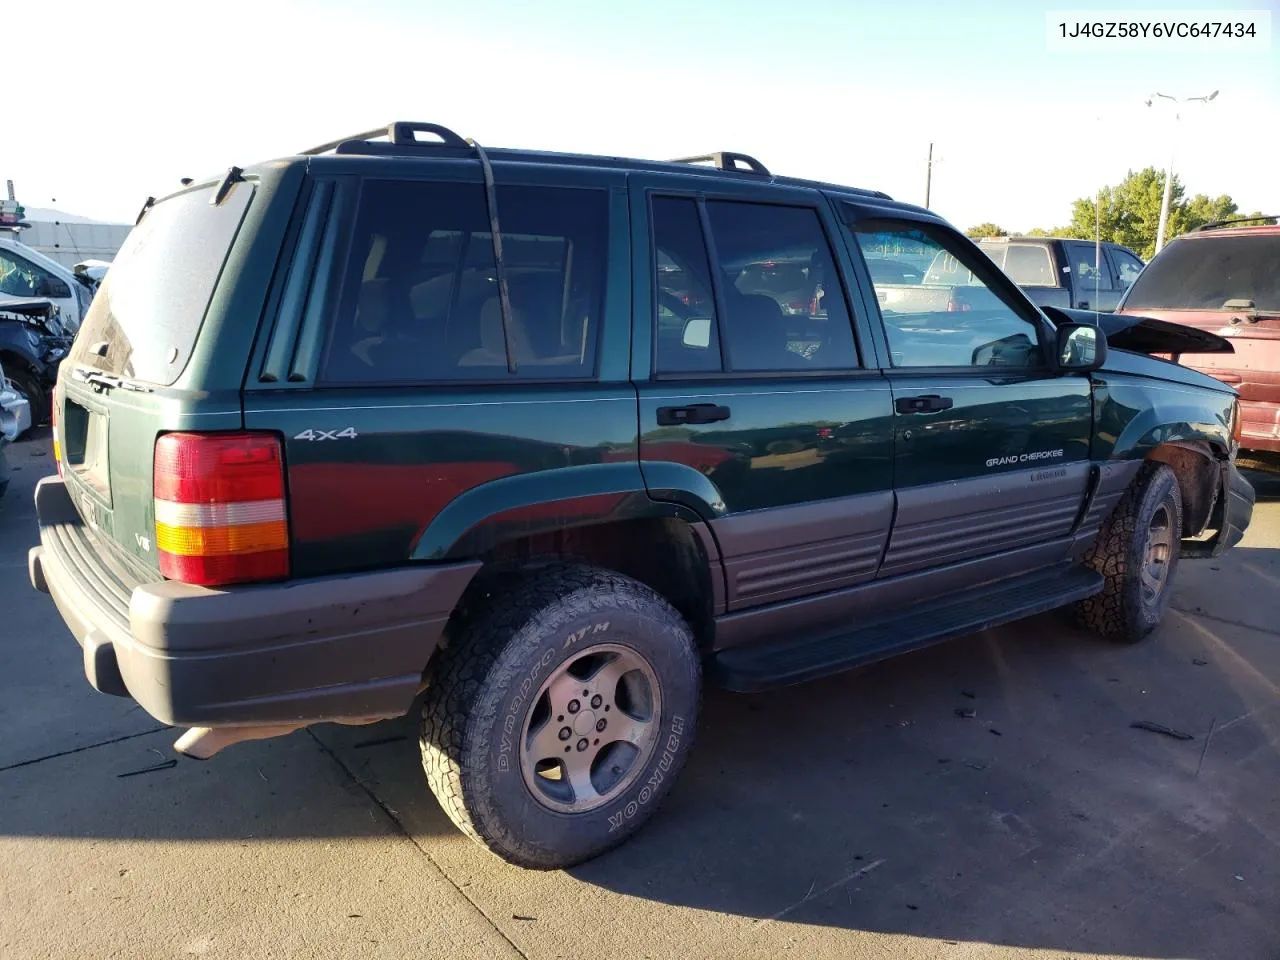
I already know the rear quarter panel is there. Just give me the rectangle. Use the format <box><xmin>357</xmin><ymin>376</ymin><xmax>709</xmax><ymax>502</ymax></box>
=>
<box><xmin>52</xmin><ymin>162</ymin><xmax>305</xmax><ymax>573</ymax></box>
<box><xmin>242</xmin><ymin>163</ymin><xmax>649</xmax><ymax>576</ymax></box>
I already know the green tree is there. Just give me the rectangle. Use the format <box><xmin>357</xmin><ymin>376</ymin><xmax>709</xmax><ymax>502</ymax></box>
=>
<box><xmin>965</xmin><ymin>222</ymin><xmax>1007</xmax><ymax>238</ymax></box>
<box><xmin>1064</xmin><ymin>168</ymin><xmax>1274</xmax><ymax>259</ymax></box>
<box><xmin>1024</xmin><ymin>227</ymin><xmax>1056</xmax><ymax>237</ymax></box>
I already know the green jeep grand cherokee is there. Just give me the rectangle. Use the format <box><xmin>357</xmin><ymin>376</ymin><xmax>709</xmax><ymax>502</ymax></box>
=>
<box><xmin>28</xmin><ymin>122</ymin><xmax>1255</xmax><ymax>869</ymax></box>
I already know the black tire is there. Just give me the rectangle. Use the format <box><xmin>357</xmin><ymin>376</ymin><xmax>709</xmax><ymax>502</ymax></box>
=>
<box><xmin>1076</xmin><ymin>462</ymin><xmax>1182</xmax><ymax>643</ymax></box>
<box><xmin>3</xmin><ymin>365</ymin><xmax>47</xmax><ymax>436</ymax></box>
<box><xmin>420</xmin><ymin>563</ymin><xmax>701</xmax><ymax>869</ymax></box>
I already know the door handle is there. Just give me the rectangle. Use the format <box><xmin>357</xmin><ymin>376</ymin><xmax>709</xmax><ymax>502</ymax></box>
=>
<box><xmin>656</xmin><ymin>403</ymin><xmax>732</xmax><ymax>426</ymax></box>
<box><xmin>1077</xmin><ymin>300</ymin><xmax>1090</xmax><ymax>310</ymax></box>
<box><xmin>895</xmin><ymin>394</ymin><xmax>953</xmax><ymax>414</ymax></box>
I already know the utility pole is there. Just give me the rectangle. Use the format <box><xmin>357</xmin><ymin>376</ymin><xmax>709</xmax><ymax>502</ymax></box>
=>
<box><xmin>924</xmin><ymin>142</ymin><xmax>933</xmax><ymax>209</ymax></box>
<box><xmin>1146</xmin><ymin>90</ymin><xmax>1219</xmax><ymax>254</ymax></box>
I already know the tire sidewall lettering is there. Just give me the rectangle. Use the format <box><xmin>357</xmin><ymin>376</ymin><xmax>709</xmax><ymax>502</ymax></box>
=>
<box><xmin>607</xmin><ymin>713</ymin><xmax>686</xmax><ymax>833</ymax></box>
<box><xmin>496</xmin><ymin>620</ymin><xmax>614</xmax><ymax>774</ymax></box>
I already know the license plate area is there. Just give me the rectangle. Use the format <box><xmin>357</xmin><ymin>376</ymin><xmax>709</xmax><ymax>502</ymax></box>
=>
<box><xmin>63</xmin><ymin>396</ymin><xmax>111</xmax><ymax>502</ymax></box>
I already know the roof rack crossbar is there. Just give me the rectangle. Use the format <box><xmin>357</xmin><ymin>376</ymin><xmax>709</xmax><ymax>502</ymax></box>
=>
<box><xmin>669</xmin><ymin>151</ymin><xmax>771</xmax><ymax>176</ymax></box>
<box><xmin>1191</xmin><ymin>214</ymin><xmax>1279</xmax><ymax>232</ymax></box>
<box><xmin>299</xmin><ymin>122</ymin><xmax>468</xmax><ymax>156</ymax></box>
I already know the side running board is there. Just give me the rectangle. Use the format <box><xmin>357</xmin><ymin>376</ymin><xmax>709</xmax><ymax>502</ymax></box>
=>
<box><xmin>709</xmin><ymin>564</ymin><xmax>1104</xmax><ymax>692</ymax></box>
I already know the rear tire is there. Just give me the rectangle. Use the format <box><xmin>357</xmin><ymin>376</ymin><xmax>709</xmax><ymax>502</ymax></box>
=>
<box><xmin>420</xmin><ymin>563</ymin><xmax>701</xmax><ymax>869</ymax></box>
<box><xmin>1076</xmin><ymin>462</ymin><xmax>1182</xmax><ymax>643</ymax></box>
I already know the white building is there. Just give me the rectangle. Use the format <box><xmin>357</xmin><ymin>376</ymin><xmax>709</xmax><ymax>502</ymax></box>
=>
<box><xmin>17</xmin><ymin>207</ymin><xmax>132</xmax><ymax>269</ymax></box>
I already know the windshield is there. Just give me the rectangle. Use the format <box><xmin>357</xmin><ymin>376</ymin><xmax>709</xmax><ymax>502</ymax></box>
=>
<box><xmin>68</xmin><ymin>180</ymin><xmax>254</xmax><ymax>384</ymax></box>
<box><xmin>1123</xmin><ymin>234</ymin><xmax>1280</xmax><ymax>313</ymax></box>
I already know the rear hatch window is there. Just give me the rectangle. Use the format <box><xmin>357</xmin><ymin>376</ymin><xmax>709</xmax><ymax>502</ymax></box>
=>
<box><xmin>1123</xmin><ymin>235</ymin><xmax>1280</xmax><ymax>314</ymax></box>
<box><xmin>69</xmin><ymin>181</ymin><xmax>254</xmax><ymax>385</ymax></box>
<box><xmin>979</xmin><ymin>241</ymin><xmax>1057</xmax><ymax>286</ymax></box>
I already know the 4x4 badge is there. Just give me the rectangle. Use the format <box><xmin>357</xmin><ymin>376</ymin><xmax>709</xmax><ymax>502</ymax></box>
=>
<box><xmin>293</xmin><ymin>427</ymin><xmax>358</xmax><ymax>441</ymax></box>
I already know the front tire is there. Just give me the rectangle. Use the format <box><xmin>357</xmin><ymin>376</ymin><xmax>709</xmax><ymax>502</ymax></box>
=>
<box><xmin>1077</xmin><ymin>462</ymin><xmax>1182</xmax><ymax>643</ymax></box>
<box><xmin>420</xmin><ymin>564</ymin><xmax>701</xmax><ymax>869</ymax></box>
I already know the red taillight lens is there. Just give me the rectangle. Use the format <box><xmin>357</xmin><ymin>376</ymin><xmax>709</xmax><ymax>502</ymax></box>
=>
<box><xmin>153</xmin><ymin>432</ymin><xmax>289</xmax><ymax>586</ymax></box>
<box><xmin>947</xmin><ymin>297</ymin><xmax>971</xmax><ymax>312</ymax></box>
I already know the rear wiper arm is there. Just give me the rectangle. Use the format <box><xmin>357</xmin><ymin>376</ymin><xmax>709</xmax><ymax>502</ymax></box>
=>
<box><xmin>71</xmin><ymin>366</ymin><xmax>153</xmax><ymax>393</ymax></box>
<box><xmin>1229</xmin><ymin>310</ymin><xmax>1280</xmax><ymax>325</ymax></box>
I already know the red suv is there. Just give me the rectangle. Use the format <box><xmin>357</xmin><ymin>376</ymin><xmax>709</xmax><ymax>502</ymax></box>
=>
<box><xmin>1116</xmin><ymin>218</ymin><xmax>1280</xmax><ymax>458</ymax></box>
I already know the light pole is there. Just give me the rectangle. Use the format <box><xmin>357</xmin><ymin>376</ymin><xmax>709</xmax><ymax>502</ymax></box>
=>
<box><xmin>924</xmin><ymin>143</ymin><xmax>944</xmax><ymax>209</ymax></box>
<box><xmin>925</xmin><ymin>142</ymin><xmax>933</xmax><ymax>208</ymax></box>
<box><xmin>1145</xmin><ymin>90</ymin><xmax>1218</xmax><ymax>253</ymax></box>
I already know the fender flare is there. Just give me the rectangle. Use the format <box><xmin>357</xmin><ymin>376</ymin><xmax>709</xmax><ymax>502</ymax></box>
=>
<box><xmin>411</xmin><ymin>462</ymin><xmax>717</xmax><ymax>562</ymax></box>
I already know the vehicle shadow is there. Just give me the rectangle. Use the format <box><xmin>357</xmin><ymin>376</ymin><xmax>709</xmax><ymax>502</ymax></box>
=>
<box><xmin>311</xmin><ymin>541</ymin><xmax>1280</xmax><ymax>958</ymax></box>
<box><xmin>4</xmin><ymin>579</ymin><xmax>1278</xmax><ymax>957</ymax></box>
<box><xmin>568</xmin><ymin>595</ymin><xmax>1280</xmax><ymax>958</ymax></box>
<box><xmin>1242</xmin><ymin>465</ymin><xmax>1280</xmax><ymax>502</ymax></box>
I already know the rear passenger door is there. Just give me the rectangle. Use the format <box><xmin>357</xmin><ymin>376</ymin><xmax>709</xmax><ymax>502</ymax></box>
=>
<box><xmin>845</xmin><ymin>212</ymin><xmax>1093</xmax><ymax>579</ymax></box>
<box><xmin>1063</xmin><ymin>240</ymin><xmax>1120</xmax><ymax>310</ymax></box>
<box><xmin>630</xmin><ymin>175</ymin><xmax>896</xmax><ymax>611</ymax></box>
<box><xmin>1107</xmin><ymin>246</ymin><xmax>1145</xmax><ymax>299</ymax></box>
<box><xmin>242</xmin><ymin>163</ymin><xmax>638</xmax><ymax>576</ymax></box>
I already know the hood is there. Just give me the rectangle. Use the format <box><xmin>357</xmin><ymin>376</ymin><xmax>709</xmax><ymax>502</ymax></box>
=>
<box><xmin>1045</xmin><ymin>305</ymin><xmax>1235</xmax><ymax>355</ymax></box>
<box><xmin>0</xmin><ymin>297</ymin><xmax>70</xmax><ymax>337</ymax></box>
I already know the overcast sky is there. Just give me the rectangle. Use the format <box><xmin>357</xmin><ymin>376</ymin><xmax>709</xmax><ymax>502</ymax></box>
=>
<box><xmin>6</xmin><ymin>0</ymin><xmax>1277</xmax><ymax>232</ymax></box>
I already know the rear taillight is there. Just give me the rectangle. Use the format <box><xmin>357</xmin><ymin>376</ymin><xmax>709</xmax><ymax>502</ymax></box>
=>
<box><xmin>946</xmin><ymin>296</ymin><xmax>971</xmax><ymax>313</ymax></box>
<box><xmin>153</xmin><ymin>432</ymin><xmax>289</xmax><ymax>586</ymax></box>
<box><xmin>1232</xmin><ymin>399</ymin><xmax>1244</xmax><ymax>443</ymax></box>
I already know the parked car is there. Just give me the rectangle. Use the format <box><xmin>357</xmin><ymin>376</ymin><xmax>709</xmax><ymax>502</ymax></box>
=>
<box><xmin>1</xmin><ymin>365</ymin><xmax>32</xmax><ymax>499</ymax></box>
<box><xmin>29</xmin><ymin>122</ymin><xmax>1254</xmax><ymax>870</ymax></box>
<box><xmin>1</xmin><ymin>231</ymin><xmax>100</xmax><ymax>334</ymax></box>
<box><xmin>1</xmin><ymin>368</ymin><xmax>33</xmax><ymax>439</ymax></box>
<box><xmin>0</xmin><ymin>298</ymin><xmax>72</xmax><ymax>432</ymax></box>
<box><xmin>975</xmin><ymin>236</ymin><xmax>1145</xmax><ymax>312</ymax></box>
<box><xmin>1114</xmin><ymin>217</ymin><xmax>1280</xmax><ymax>459</ymax></box>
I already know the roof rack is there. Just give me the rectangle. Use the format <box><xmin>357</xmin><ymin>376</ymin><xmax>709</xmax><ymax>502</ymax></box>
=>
<box><xmin>300</xmin><ymin>122</ymin><xmax>470</xmax><ymax>156</ymax></box>
<box><xmin>668</xmin><ymin>151</ymin><xmax>771</xmax><ymax>176</ymax></box>
<box><xmin>1191</xmin><ymin>214</ymin><xmax>1278</xmax><ymax>232</ymax></box>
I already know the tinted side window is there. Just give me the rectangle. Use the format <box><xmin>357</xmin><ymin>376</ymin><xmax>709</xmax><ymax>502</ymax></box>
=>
<box><xmin>0</xmin><ymin>248</ymin><xmax>54</xmax><ymax>297</ymax></box>
<box><xmin>322</xmin><ymin>181</ymin><xmax>608</xmax><ymax>383</ymax></box>
<box><xmin>705</xmin><ymin>201</ymin><xmax>858</xmax><ymax>372</ymax></box>
<box><xmin>1065</xmin><ymin>241</ymin><xmax>1115</xmax><ymax>291</ymax></box>
<box><xmin>1110</xmin><ymin>247</ymin><xmax>1144</xmax><ymax>290</ymax></box>
<box><xmin>854</xmin><ymin>222</ymin><xmax>1042</xmax><ymax>368</ymax></box>
<box><xmin>652</xmin><ymin>197</ymin><xmax>723</xmax><ymax>374</ymax></box>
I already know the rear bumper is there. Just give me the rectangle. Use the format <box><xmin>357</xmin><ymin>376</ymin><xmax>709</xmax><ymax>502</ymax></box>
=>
<box><xmin>1238</xmin><ymin>399</ymin><xmax>1280</xmax><ymax>454</ymax></box>
<box><xmin>28</xmin><ymin>476</ymin><xmax>480</xmax><ymax>727</ymax></box>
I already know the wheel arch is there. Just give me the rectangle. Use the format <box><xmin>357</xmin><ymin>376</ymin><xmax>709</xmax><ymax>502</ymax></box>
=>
<box><xmin>1143</xmin><ymin>439</ymin><xmax>1223</xmax><ymax>537</ymax></box>
<box><xmin>442</xmin><ymin>515</ymin><xmax>724</xmax><ymax>656</ymax></box>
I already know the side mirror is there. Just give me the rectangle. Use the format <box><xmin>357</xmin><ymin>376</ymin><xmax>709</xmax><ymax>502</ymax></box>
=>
<box><xmin>1056</xmin><ymin>322</ymin><xmax>1106</xmax><ymax>372</ymax></box>
<box><xmin>682</xmin><ymin>316</ymin><xmax>712</xmax><ymax>349</ymax></box>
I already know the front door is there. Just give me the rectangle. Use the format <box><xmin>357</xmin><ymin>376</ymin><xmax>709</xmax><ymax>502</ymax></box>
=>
<box><xmin>846</xmin><ymin>215</ymin><xmax>1093</xmax><ymax>579</ymax></box>
<box><xmin>631</xmin><ymin>176</ymin><xmax>896</xmax><ymax>611</ymax></box>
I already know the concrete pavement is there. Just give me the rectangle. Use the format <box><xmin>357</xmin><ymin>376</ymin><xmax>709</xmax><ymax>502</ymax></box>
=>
<box><xmin>2</xmin><ymin>431</ymin><xmax>1278</xmax><ymax>959</ymax></box>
